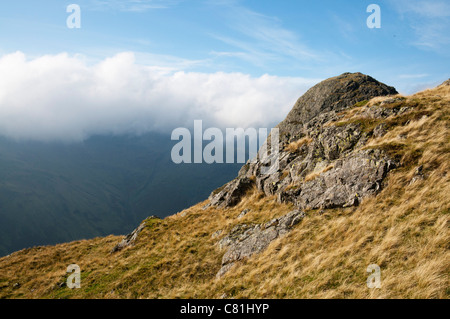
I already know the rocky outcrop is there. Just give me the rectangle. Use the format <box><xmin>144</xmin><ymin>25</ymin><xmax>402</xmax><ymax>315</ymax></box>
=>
<box><xmin>277</xmin><ymin>72</ymin><xmax>397</xmax><ymax>144</ymax></box>
<box><xmin>111</xmin><ymin>216</ymin><xmax>160</xmax><ymax>253</ymax></box>
<box><xmin>216</xmin><ymin>210</ymin><xmax>305</xmax><ymax>277</ymax></box>
<box><xmin>438</xmin><ymin>79</ymin><xmax>450</xmax><ymax>87</ymax></box>
<box><xmin>205</xmin><ymin>177</ymin><xmax>254</xmax><ymax>209</ymax></box>
<box><xmin>280</xmin><ymin>150</ymin><xmax>396</xmax><ymax>210</ymax></box>
<box><xmin>237</xmin><ymin>209</ymin><xmax>250</xmax><ymax>219</ymax></box>
<box><xmin>208</xmin><ymin>72</ymin><xmax>399</xmax><ymax>211</ymax></box>
<box><xmin>209</xmin><ymin>73</ymin><xmax>401</xmax><ymax>277</ymax></box>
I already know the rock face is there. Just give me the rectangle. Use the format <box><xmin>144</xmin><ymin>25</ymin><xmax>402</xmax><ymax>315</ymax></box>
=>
<box><xmin>204</xmin><ymin>177</ymin><xmax>254</xmax><ymax>209</ymax></box>
<box><xmin>217</xmin><ymin>210</ymin><xmax>305</xmax><ymax>277</ymax></box>
<box><xmin>209</xmin><ymin>72</ymin><xmax>400</xmax><ymax>276</ymax></box>
<box><xmin>208</xmin><ymin>72</ymin><xmax>399</xmax><ymax>211</ymax></box>
<box><xmin>281</xmin><ymin>150</ymin><xmax>396</xmax><ymax>210</ymax></box>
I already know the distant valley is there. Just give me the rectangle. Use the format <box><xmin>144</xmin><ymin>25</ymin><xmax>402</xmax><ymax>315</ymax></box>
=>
<box><xmin>0</xmin><ymin>133</ymin><xmax>241</xmax><ymax>256</ymax></box>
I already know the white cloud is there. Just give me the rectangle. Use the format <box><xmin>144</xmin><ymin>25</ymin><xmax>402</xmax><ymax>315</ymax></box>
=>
<box><xmin>208</xmin><ymin>2</ymin><xmax>321</xmax><ymax>68</ymax></box>
<box><xmin>0</xmin><ymin>51</ymin><xmax>318</xmax><ymax>142</ymax></box>
<box><xmin>401</xmin><ymin>0</ymin><xmax>450</xmax><ymax>18</ymax></box>
<box><xmin>391</xmin><ymin>0</ymin><xmax>450</xmax><ymax>52</ymax></box>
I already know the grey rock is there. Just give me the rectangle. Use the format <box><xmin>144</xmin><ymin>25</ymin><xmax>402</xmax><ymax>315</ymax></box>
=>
<box><xmin>439</xmin><ymin>79</ymin><xmax>450</xmax><ymax>87</ymax></box>
<box><xmin>409</xmin><ymin>165</ymin><xmax>425</xmax><ymax>185</ymax></box>
<box><xmin>237</xmin><ymin>209</ymin><xmax>250</xmax><ymax>219</ymax></box>
<box><xmin>211</xmin><ymin>230</ymin><xmax>223</xmax><ymax>239</ymax></box>
<box><xmin>208</xmin><ymin>73</ymin><xmax>398</xmax><ymax>209</ymax></box>
<box><xmin>280</xmin><ymin>150</ymin><xmax>396</xmax><ymax>210</ymax></box>
<box><xmin>206</xmin><ymin>177</ymin><xmax>254</xmax><ymax>209</ymax></box>
<box><xmin>209</xmin><ymin>73</ymin><xmax>403</xmax><ymax>277</ymax></box>
<box><xmin>111</xmin><ymin>216</ymin><xmax>160</xmax><ymax>253</ymax></box>
<box><xmin>217</xmin><ymin>210</ymin><xmax>305</xmax><ymax>277</ymax></box>
<box><xmin>218</xmin><ymin>224</ymin><xmax>257</xmax><ymax>250</ymax></box>
<box><xmin>373</xmin><ymin>123</ymin><xmax>388</xmax><ymax>138</ymax></box>
<box><xmin>277</xmin><ymin>72</ymin><xmax>397</xmax><ymax>144</ymax></box>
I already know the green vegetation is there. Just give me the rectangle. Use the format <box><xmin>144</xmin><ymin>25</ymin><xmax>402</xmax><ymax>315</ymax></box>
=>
<box><xmin>353</xmin><ymin>100</ymin><xmax>369</xmax><ymax>107</ymax></box>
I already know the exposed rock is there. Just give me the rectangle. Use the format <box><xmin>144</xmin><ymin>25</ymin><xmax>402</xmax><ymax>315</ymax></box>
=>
<box><xmin>277</xmin><ymin>72</ymin><xmax>397</xmax><ymax>144</ymax></box>
<box><xmin>409</xmin><ymin>165</ymin><xmax>425</xmax><ymax>185</ymax></box>
<box><xmin>280</xmin><ymin>150</ymin><xmax>396</xmax><ymax>210</ymax></box>
<box><xmin>380</xmin><ymin>97</ymin><xmax>404</xmax><ymax>106</ymax></box>
<box><xmin>217</xmin><ymin>210</ymin><xmax>305</xmax><ymax>277</ymax></box>
<box><xmin>238</xmin><ymin>209</ymin><xmax>250</xmax><ymax>219</ymax></box>
<box><xmin>211</xmin><ymin>230</ymin><xmax>223</xmax><ymax>239</ymax></box>
<box><xmin>373</xmin><ymin>123</ymin><xmax>388</xmax><ymax>138</ymax></box>
<box><xmin>208</xmin><ymin>72</ymin><xmax>398</xmax><ymax>210</ymax></box>
<box><xmin>206</xmin><ymin>177</ymin><xmax>254</xmax><ymax>209</ymax></box>
<box><xmin>438</xmin><ymin>79</ymin><xmax>450</xmax><ymax>87</ymax></box>
<box><xmin>360</xmin><ymin>100</ymin><xmax>405</xmax><ymax>119</ymax></box>
<box><xmin>208</xmin><ymin>72</ymin><xmax>405</xmax><ymax>278</ymax></box>
<box><xmin>111</xmin><ymin>216</ymin><xmax>160</xmax><ymax>253</ymax></box>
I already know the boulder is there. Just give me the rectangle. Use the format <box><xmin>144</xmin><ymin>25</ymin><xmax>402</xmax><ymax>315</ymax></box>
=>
<box><xmin>277</xmin><ymin>72</ymin><xmax>397</xmax><ymax>144</ymax></box>
<box><xmin>216</xmin><ymin>210</ymin><xmax>305</xmax><ymax>277</ymax></box>
<box><xmin>206</xmin><ymin>177</ymin><xmax>254</xmax><ymax>209</ymax></box>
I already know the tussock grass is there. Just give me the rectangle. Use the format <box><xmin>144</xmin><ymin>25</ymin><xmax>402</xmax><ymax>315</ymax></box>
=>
<box><xmin>303</xmin><ymin>164</ymin><xmax>334</xmax><ymax>182</ymax></box>
<box><xmin>285</xmin><ymin>137</ymin><xmax>313</xmax><ymax>153</ymax></box>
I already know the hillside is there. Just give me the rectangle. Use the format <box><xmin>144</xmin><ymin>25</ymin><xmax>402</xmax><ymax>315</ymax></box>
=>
<box><xmin>0</xmin><ymin>73</ymin><xmax>448</xmax><ymax>299</ymax></box>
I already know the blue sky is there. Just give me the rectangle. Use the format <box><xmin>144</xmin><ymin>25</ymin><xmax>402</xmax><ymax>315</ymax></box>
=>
<box><xmin>0</xmin><ymin>0</ymin><xmax>449</xmax><ymax>141</ymax></box>
<box><xmin>1</xmin><ymin>0</ymin><xmax>449</xmax><ymax>89</ymax></box>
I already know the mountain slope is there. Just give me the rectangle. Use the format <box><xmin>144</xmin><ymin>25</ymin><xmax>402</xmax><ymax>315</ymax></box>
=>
<box><xmin>0</xmin><ymin>74</ymin><xmax>448</xmax><ymax>299</ymax></box>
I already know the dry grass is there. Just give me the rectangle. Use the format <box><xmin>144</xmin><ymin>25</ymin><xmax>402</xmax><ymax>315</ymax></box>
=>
<box><xmin>304</xmin><ymin>164</ymin><xmax>335</xmax><ymax>182</ymax></box>
<box><xmin>285</xmin><ymin>137</ymin><xmax>313</xmax><ymax>153</ymax></box>
<box><xmin>366</xmin><ymin>94</ymin><xmax>405</xmax><ymax>107</ymax></box>
<box><xmin>0</xmin><ymin>188</ymin><xmax>295</xmax><ymax>299</ymax></box>
<box><xmin>0</xmin><ymin>84</ymin><xmax>448</xmax><ymax>299</ymax></box>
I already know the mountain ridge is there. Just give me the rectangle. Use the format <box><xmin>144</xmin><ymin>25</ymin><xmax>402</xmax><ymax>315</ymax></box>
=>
<box><xmin>0</xmin><ymin>73</ymin><xmax>448</xmax><ymax>299</ymax></box>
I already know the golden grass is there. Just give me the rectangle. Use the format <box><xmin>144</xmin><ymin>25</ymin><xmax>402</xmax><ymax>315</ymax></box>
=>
<box><xmin>303</xmin><ymin>164</ymin><xmax>334</xmax><ymax>182</ymax></box>
<box><xmin>0</xmin><ymin>188</ymin><xmax>295</xmax><ymax>299</ymax></box>
<box><xmin>366</xmin><ymin>94</ymin><xmax>405</xmax><ymax>107</ymax></box>
<box><xmin>0</xmin><ymin>84</ymin><xmax>448</xmax><ymax>299</ymax></box>
<box><xmin>285</xmin><ymin>137</ymin><xmax>313</xmax><ymax>153</ymax></box>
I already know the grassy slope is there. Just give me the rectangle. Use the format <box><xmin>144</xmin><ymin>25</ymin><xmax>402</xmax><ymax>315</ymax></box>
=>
<box><xmin>0</xmin><ymin>84</ymin><xmax>449</xmax><ymax>299</ymax></box>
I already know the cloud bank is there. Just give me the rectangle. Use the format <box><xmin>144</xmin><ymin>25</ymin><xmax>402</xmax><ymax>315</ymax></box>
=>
<box><xmin>0</xmin><ymin>51</ymin><xmax>318</xmax><ymax>142</ymax></box>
